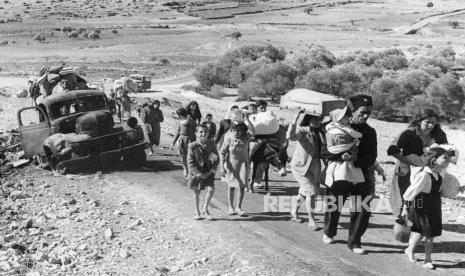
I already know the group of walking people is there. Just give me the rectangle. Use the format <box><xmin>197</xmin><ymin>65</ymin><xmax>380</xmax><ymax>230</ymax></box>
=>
<box><xmin>141</xmin><ymin>94</ymin><xmax>463</xmax><ymax>270</ymax></box>
<box><xmin>170</xmin><ymin>100</ymin><xmax>270</xmax><ymax>219</ymax></box>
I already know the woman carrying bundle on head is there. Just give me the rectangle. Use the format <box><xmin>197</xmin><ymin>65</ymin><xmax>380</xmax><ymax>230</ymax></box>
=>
<box><xmin>288</xmin><ymin>110</ymin><xmax>325</xmax><ymax>231</ymax></box>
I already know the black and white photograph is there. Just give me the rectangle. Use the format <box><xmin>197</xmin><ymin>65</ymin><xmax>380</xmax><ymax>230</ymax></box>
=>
<box><xmin>1</xmin><ymin>0</ymin><xmax>465</xmax><ymax>275</ymax></box>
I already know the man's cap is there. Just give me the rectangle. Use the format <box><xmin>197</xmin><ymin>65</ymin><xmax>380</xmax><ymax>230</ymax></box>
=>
<box><xmin>349</xmin><ymin>94</ymin><xmax>373</xmax><ymax>111</ymax></box>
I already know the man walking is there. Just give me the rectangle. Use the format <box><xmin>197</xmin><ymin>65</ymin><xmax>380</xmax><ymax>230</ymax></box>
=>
<box><xmin>322</xmin><ymin>94</ymin><xmax>377</xmax><ymax>255</ymax></box>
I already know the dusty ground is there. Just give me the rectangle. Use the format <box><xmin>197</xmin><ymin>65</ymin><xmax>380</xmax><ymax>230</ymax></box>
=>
<box><xmin>1</xmin><ymin>0</ymin><xmax>465</xmax><ymax>275</ymax></box>
<box><xmin>0</xmin><ymin>161</ymin><xmax>292</xmax><ymax>275</ymax></box>
<box><xmin>2</xmin><ymin>76</ymin><xmax>465</xmax><ymax>275</ymax></box>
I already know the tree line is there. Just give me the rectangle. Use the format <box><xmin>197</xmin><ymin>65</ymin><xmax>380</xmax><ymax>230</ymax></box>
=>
<box><xmin>193</xmin><ymin>43</ymin><xmax>465</xmax><ymax>121</ymax></box>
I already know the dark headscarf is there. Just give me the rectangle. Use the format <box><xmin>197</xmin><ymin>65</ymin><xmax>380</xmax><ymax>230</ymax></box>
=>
<box><xmin>186</xmin><ymin>101</ymin><xmax>202</xmax><ymax>122</ymax></box>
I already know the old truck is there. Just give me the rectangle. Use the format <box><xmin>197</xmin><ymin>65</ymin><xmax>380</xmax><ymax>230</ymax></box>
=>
<box><xmin>17</xmin><ymin>90</ymin><xmax>146</xmax><ymax>173</ymax></box>
<box><xmin>129</xmin><ymin>74</ymin><xmax>151</xmax><ymax>92</ymax></box>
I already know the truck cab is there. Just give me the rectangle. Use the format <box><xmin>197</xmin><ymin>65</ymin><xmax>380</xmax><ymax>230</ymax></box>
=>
<box><xmin>129</xmin><ymin>74</ymin><xmax>151</xmax><ymax>92</ymax></box>
<box><xmin>17</xmin><ymin>90</ymin><xmax>146</xmax><ymax>172</ymax></box>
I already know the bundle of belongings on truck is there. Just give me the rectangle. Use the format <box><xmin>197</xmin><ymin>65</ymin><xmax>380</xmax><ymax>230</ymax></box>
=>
<box><xmin>34</xmin><ymin>64</ymin><xmax>88</xmax><ymax>100</ymax></box>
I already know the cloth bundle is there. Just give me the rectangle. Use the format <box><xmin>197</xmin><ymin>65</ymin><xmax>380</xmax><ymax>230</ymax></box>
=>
<box><xmin>251</xmin><ymin>111</ymin><xmax>279</xmax><ymax>135</ymax></box>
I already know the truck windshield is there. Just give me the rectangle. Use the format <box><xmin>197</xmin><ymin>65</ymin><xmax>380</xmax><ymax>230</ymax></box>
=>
<box><xmin>130</xmin><ymin>76</ymin><xmax>143</xmax><ymax>81</ymax></box>
<box><xmin>50</xmin><ymin>96</ymin><xmax>106</xmax><ymax>119</ymax></box>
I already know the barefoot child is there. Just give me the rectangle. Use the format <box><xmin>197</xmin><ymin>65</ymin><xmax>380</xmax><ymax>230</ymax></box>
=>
<box><xmin>288</xmin><ymin>110</ymin><xmax>324</xmax><ymax>231</ymax></box>
<box><xmin>402</xmin><ymin>147</ymin><xmax>453</xmax><ymax>269</ymax></box>
<box><xmin>172</xmin><ymin>108</ymin><xmax>197</xmax><ymax>178</ymax></box>
<box><xmin>220</xmin><ymin>112</ymin><xmax>255</xmax><ymax>217</ymax></box>
<box><xmin>187</xmin><ymin>124</ymin><xmax>219</xmax><ymax>220</ymax></box>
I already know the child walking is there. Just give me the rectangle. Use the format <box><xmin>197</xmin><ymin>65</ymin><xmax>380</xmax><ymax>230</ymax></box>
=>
<box><xmin>187</xmin><ymin>124</ymin><xmax>219</xmax><ymax>220</ymax></box>
<box><xmin>288</xmin><ymin>110</ymin><xmax>324</xmax><ymax>231</ymax></box>
<box><xmin>172</xmin><ymin>108</ymin><xmax>197</xmax><ymax>178</ymax></box>
<box><xmin>324</xmin><ymin>106</ymin><xmax>365</xmax><ymax>186</ymax></box>
<box><xmin>202</xmin><ymin>113</ymin><xmax>217</xmax><ymax>141</ymax></box>
<box><xmin>220</xmin><ymin>112</ymin><xmax>254</xmax><ymax>217</ymax></box>
<box><xmin>402</xmin><ymin>147</ymin><xmax>451</xmax><ymax>269</ymax></box>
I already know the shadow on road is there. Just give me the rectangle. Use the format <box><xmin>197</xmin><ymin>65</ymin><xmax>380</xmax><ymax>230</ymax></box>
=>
<box><xmin>105</xmin><ymin>159</ymin><xmax>183</xmax><ymax>173</ymax></box>
<box><xmin>443</xmin><ymin>223</ymin><xmax>465</xmax><ymax>234</ymax></box>
<box><xmin>249</xmin><ymin>186</ymin><xmax>299</xmax><ymax>196</ymax></box>
<box><xmin>214</xmin><ymin>214</ymin><xmax>292</xmax><ymax>222</ymax></box>
<box><xmin>434</xmin><ymin>241</ymin><xmax>465</xmax><ymax>254</ymax></box>
<box><xmin>434</xmin><ymin>260</ymin><xmax>465</xmax><ymax>269</ymax></box>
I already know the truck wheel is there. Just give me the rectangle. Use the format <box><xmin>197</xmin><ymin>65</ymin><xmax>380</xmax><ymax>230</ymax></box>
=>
<box><xmin>134</xmin><ymin>150</ymin><xmax>146</xmax><ymax>167</ymax></box>
<box><xmin>123</xmin><ymin>149</ymin><xmax>146</xmax><ymax>167</ymax></box>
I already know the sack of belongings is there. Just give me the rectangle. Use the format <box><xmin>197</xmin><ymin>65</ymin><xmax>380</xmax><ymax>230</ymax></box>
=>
<box><xmin>252</xmin><ymin>111</ymin><xmax>279</xmax><ymax>135</ymax></box>
<box><xmin>392</xmin><ymin>215</ymin><xmax>411</xmax><ymax>243</ymax></box>
<box><xmin>36</xmin><ymin>65</ymin><xmax>88</xmax><ymax>96</ymax></box>
<box><xmin>280</xmin><ymin>89</ymin><xmax>346</xmax><ymax>116</ymax></box>
<box><xmin>15</xmin><ymin>89</ymin><xmax>28</xmax><ymax>98</ymax></box>
<box><xmin>441</xmin><ymin>173</ymin><xmax>461</xmax><ymax>199</ymax></box>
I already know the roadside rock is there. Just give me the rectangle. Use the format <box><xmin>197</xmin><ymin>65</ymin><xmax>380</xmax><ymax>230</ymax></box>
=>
<box><xmin>120</xmin><ymin>200</ymin><xmax>129</xmax><ymax>206</ymax></box>
<box><xmin>104</xmin><ymin>228</ymin><xmax>114</xmax><ymax>240</ymax></box>
<box><xmin>119</xmin><ymin>248</ymin><xmax>131</xmax><ymax>258</ymax></box>
<box><xmin>21</xmin><ymin>218</ymin><xmax>34</xmax><ymax>229</ymax></box>
<box><xmin>114</xmin><ymin>210</ymin><xmax>124</xmax><ymax>216</ymax></box>
<box><xmin>129</xmin><ymin>219</ymin><xmax>142</xmax><ymax>229</ymax></box>
<box><xmin>32</xmin><ymin>251</ymin><xmax>48</xmax><ymax>262</ymax></box>
<box><xmin>9</xmin><ymin>190</ymin><xmax>30</xmax><ymax>200</ymax></box>
<box><xmin>86</xmin><ymin>250</ymin><xmax>101</xmax><ymax>261</ymax></box>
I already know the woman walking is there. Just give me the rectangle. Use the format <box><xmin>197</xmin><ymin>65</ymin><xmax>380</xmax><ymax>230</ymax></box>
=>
<box><xmin>387</xmin><ymin>109</ymin><xmax>448</xmax><ymax>216</ymax></box>
<box><xmin>141</xmin><ymin>100</ymin><xmax>164</xmax><ymax>155</ymax></box>
<box><xmin>288</xmin><ymin>110</ymin><xmax>324</xmax><ymax>231</ymax></box>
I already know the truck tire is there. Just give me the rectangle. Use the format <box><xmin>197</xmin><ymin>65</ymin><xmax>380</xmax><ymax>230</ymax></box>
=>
<box><xmin>123</xmin><ymin>149</ymin><xmax>146</xmax><ymax>167</ymax></box>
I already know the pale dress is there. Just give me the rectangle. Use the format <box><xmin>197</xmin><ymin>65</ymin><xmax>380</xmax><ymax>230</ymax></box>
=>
<box><xmin>220</xmin><ymin>132</ymin><xmax>252</xmax><ymax>188</ymax></box>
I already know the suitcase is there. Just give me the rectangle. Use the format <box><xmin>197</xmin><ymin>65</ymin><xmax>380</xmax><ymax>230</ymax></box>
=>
<box><xmin>280</xmin><ymin>88</ymin><xmax>347</xmax><ymax>116</ymax></box>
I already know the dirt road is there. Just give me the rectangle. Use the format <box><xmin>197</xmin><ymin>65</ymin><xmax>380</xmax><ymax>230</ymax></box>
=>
<box><xmin>391</xmin><ymin>8</ymin><xmax>465</xmax><ymax>35</ymax></box>
<box><xmin>109</xmin><ymin>136</ymin><xmax>465</xmax><ymax>276</ymax></box>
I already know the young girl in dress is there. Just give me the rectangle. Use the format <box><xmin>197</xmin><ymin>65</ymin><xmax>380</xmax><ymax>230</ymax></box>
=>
<box><xmin>220</xmin><ymin>113</ymin><xmax>254</xmax><ymax>216</ymax></box>
<box><xmin>288</xmin><ymin>110</ymin><xmax>324</xmax><ymax>231</ymax></box>
<box><xmin>186</xmin><ymin>100</ymin><xmax>202</xmax><ymax>124</ymax></box>
<box><xmin>402</xmin><ymin>147</ymin><xmax>453</xmax><ymax>269</ymax></box>
<box><xmin>325</xmin><ymin>106</ymin><xmax>365</xmax><ymax>186</ymax></box>
<box><xmin>172</xmin><ymin>108</ymin><xmax>197</xmax><ymax>178</ymax></box>
<box><xmin>187</xmin><ymin>124</ymin><xmax>219</xmax><ymax>220</ymax></box>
